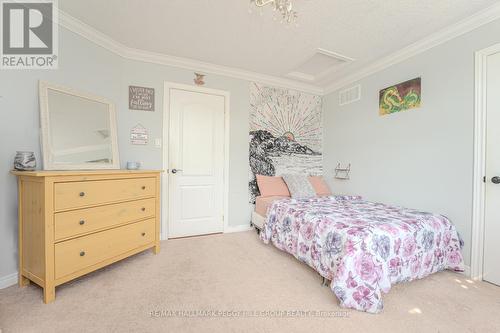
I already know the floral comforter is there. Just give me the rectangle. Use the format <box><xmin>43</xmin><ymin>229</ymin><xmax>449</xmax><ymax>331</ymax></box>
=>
<box><xmin>260</xmin><ymin>196</ymin><xmax>464</xmax><ymax>313</ymax></box>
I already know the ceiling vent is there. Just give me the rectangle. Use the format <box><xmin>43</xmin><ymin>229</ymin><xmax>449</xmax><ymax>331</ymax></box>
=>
<box><xmin>287</xmin><ymin>48</ymin><xmax>354</xmax><ymax>83</ymax></box>
<box><xmin>339</xmin><ymin>85</ymin><xmax>361</xmax><ymax>106</ymax></box>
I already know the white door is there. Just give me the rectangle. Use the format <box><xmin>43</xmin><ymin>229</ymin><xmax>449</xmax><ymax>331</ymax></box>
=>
<box><xmin>484</xmin><ymin>51</ymin><xmax>500</xmax><ymax>286</ymax></box>
<box><xmin>168</xmin><ymin>87</ymin><xmax>225</xmax><ymax>238</ymax></box>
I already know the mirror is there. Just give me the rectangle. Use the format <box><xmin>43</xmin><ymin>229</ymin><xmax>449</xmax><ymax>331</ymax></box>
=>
<box><xmin>39</xmin><ymin>81</ymin><xmax>120</xmax><ymax>170</ymax></box>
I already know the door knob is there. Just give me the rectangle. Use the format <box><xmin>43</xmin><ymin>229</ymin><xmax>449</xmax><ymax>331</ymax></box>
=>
<box><xmin>171</xmin><ymin>169</ymin><xmax>183</xmax><ymax>174</ymax></box>
<box><xmin>492</xmin><ymin>176</ymin><xmax>500</xmax><ymax>184</ymax></box>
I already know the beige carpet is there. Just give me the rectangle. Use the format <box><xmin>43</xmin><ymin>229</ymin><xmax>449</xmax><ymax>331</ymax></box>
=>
<box><xmin>1</xmin><ymin>231</ymin><xmax>500</xmax><ymax>333</ymax></box>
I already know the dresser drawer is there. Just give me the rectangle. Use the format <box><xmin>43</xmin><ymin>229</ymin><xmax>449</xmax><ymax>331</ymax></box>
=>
<box><xmin>54</xmin><ymin>178</ymin><xmax>156</xmax><ymax>211</ymax></box>
<box><xmin>54</xmin><ymin>198</ymin><xmax>155</xmax><ymax>241</ymax></box>
<box><xmin>54</xmin><ymin>218</ymin><xmax>155</xmax><ymax>279</ymax></box>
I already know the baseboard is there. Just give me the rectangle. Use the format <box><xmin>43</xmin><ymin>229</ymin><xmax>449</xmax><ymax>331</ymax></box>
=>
<box><xmin>224</xmin><ymin>225</ymin><xmax>254</xmax><ymax>233</ymax></box>
<box><xmin>459</xmin><ymin>265</ymin><xmax>471</xmax><ymax>278</ymax></box>
<box><xmin>0</xmin><ymin>272</ymin><xmax>18</xmax><ymax>289</ymax></box>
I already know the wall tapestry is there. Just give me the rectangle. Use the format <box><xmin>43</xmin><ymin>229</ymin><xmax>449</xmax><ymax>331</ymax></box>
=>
<box><xmin>379</xmin><ymin>77</ymin><xmax>421</xmax><ymax>116</ymax></box>
<box><xmin>249</xmin><ymin>82</ymin><xmax>323</xmax><ymax>203</ymax></box>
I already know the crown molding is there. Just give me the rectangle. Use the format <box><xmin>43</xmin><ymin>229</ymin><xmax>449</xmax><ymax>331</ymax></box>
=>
<box><xmin>58</xmin><ymin>3</ymin><xmax>500</xmax><ymax>97</ymax></box>
<box><xmin>58</xmin><ymin>10</ymin><xmax>324</xmax><ymax>95</ymax></box>
<box><xmin>323</xmin><ymin>2</ymin><xmax>500</xmax><ymax>94</ymax></box>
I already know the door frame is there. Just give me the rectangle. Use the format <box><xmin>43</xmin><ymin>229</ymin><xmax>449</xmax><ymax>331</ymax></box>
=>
<box><xmin>471</xmin><ymin>43</ymin><xmax>500</xmax><ymax>280</ymax></box>
<box><xmin>161</xmin><ymin>82</ymin><xmax>230</xmax><ymax>240</ymax></box>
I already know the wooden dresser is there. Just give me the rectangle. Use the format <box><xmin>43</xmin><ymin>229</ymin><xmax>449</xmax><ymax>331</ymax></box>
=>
<box><xmin>12</xmin><ymin>170</ymin><xmax>162</xmax><ymax>303</ymax></box>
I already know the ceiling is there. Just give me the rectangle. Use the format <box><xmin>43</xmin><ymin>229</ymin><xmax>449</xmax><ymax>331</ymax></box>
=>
<box><xmin>59</xmin><ymin>0</ymin><xmax>500</xmax><ymax>92</ymax></box>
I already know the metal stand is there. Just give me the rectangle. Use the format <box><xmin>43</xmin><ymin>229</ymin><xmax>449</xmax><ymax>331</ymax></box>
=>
<box><xmin>321</xmin><ymin>277</ymin><xmax>330</xmax><ymax>287</ymax></box>
<box><xmin>250</xmin><ymin>221</ymin><xmax>260</xmax><ymax>235</ymax></box>
<box><xmin>334</xmin><ymin>163</ymin><xmax>351</xmax><ymax>180</ymax></box>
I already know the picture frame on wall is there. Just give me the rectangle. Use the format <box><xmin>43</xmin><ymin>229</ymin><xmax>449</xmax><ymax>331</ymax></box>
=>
<box><xmin>129</xmin><ymin>85</ymin><xmax>155</xmax><ymax>111</ymax></box>
<box><xmin>379</xmin><ymin>77</ymin><xmax>421</xmax><ymax>116</ymax></box>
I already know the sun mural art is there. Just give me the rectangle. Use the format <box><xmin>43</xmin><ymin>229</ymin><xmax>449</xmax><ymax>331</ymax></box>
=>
<box><xmin>248</xmin><ymin>82</ymin><xmax>323</xmax><ymax>203</ymax></box>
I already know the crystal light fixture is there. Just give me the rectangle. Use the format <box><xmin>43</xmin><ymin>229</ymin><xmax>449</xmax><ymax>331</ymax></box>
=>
<box><xmin>249</xmin><ymin>0</ymin><xmax>298</xmax><ymax>24</ymax></box>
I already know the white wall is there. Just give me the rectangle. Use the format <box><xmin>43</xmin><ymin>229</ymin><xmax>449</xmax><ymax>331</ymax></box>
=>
<box><xmin>323</xmin><ymin>19</ymin><xmax>500</xmax><ymax>267</ymax></box>
<box><xmin>0</xmin><ymin>27</ymin><xmax>252</xmax><ymax>283</ymax></box>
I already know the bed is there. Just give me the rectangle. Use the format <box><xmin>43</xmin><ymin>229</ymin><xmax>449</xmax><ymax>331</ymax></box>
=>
<box><xmin>252</xmin><ymin>196</ymin><xmax>287</xmax><ymax>230</ymax></box>
<box><xmin>259</xmin><ymin>195</ymin><xmax>464</xmax><ymax>313</ymax></box>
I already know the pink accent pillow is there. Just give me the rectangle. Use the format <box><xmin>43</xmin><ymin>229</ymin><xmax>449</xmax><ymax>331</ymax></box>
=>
<box><xmin>256</xmin><ymin>175</ymin><xmax>291</xmax><ymax>197</ymax></box>
<box><xmin>308</xmin><ymin>176</ymin><xmax>332</xmax><ymax>196</ymax></box>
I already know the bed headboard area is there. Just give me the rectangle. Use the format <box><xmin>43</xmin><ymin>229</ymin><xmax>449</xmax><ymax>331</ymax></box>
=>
<box><xmin>248</xmin><ymin>82</ymin><xmax>323</xmax><ymax>203</ymax></box>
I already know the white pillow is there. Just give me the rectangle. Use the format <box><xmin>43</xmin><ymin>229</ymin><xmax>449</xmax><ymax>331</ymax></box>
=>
<box><xmin>282</xmin><ymin>174</ymin><xmax>316</xmax><ymax>199</ymax></box>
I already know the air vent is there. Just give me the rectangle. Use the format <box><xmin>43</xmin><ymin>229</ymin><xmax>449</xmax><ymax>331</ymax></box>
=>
<box><xmin>287</xmin><ymin>48</ymin><xmax>354</xmax><ymax>83</ymax></box>
<box><xmin>339</xmin><ymin>85</ymin><xmax>361</xmax><ymax>106</ymax></box>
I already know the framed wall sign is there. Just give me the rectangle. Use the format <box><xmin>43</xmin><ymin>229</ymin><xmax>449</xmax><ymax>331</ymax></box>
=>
<box><xmin>130</xmin><ymin>124</ymin><xmax>148</xmax><ymax>145</ymax></box>
<box><xmin>129</xmin><ymin>85</ymin><xmax>155</xmax><ymax>111</ymax></box>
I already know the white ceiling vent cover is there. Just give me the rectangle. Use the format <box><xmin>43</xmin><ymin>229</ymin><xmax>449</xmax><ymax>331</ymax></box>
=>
<box><xmin>287</xmin><ymin>48</ymin><xmax>354</xmax><ymax>83</ymax></box>
<box><xmin>339</xmin><ymin>85</ymin><xmax>361</xmax><ymax>106</ymax></box>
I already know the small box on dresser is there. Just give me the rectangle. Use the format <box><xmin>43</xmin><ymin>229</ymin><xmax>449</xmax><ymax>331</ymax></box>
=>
<box><xmin>11</xmin><ymin>170</ymin><xmax>162</xmax><ymax>303</ymax></box>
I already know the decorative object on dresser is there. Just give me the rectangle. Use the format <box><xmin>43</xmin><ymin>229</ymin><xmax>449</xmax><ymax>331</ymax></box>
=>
<box><xmin>39</xmin><ymin>81</ymin><xmax>120</xmax><ymax>170</ymax></box>
<box><xmin>14</xmin><ymin>151</ymin><xmax>36</xmax><ymax>171</ymax></box>
<box><xmin>126</xmin><ymin>161</ymin><xmax>142</xmax><ymax>170</ymax></box>
<box><xmin>12</xmin><ymin>170</ymin><xmax>162</xmax><ymax>304</ymax></box>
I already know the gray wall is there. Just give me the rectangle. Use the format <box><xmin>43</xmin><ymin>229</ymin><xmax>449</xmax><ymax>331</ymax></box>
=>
<box><xmin>0</xmin><ymin>27</ymin><xmax>251</xmax><ymax>280</ymax></box>
<box><xmin>323</xmin><ymin>19</ymin><xmax>500</xmax><ymax>267</ymax></box>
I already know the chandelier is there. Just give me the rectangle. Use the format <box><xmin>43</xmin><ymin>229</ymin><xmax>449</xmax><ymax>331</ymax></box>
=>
<box><xmin>249</xmin><ymin>0</ymin><xmax>298</xmax><ymax>24</ymax></box>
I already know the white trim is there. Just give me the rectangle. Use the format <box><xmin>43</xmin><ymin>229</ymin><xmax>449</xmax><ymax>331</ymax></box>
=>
<box><xmin>0</xmin><ymin>272</ymin><xmax>18</xmax><ymax>289</ymax></box>
<box><xmin>225</xmin><ymin>225</ymin><xmax>254</xmax><ymax>233</ymax></box>
<box><xmin>286</xmin><ymin>48</ymin><xmax>355</xmax><ymax>83</ymax></box>
<box><xmin>57</xmin><ymin>4</ymin><xmax>500</xmax><ymax>96</ymax></box>
<box><xmin>324</xmin><ymin>3</ymin><xmax>500</xmax><ymax>94</ymax></box>
<box><xmin>471</xmin><ymin>43</ymin><xmax>500</xmax><ymax>281</ymax></box>
<box><xmin>462</xmin><ymin>265</ymin><xmax>472</xmax><ymax>278</ymax></box>
<box><xmin>162</xmin><ymin>82</ymin><xmax>230</xmax><ymax>240</ymax></box>
<box><xmin>58</xmin><ymin>10</ymin><xmax>323</xmax><ymax>96</ymax></box>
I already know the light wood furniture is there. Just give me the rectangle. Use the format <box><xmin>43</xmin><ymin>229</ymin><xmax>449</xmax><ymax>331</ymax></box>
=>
<box><xmin>12</xmin><ymin>170</ymin><xmax>162</xmax><ymax>303</ymax></box>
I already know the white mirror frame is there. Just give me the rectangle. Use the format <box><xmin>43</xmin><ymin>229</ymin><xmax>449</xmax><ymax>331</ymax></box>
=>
<box><xmin>39</xmin><ymin>81</ymin><xmax>120</xmax><ymax>170</ymax></box>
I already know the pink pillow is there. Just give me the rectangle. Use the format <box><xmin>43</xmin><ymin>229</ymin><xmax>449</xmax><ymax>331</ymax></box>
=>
<box><xmin>308</xmin><ymin>176</ymin><xmax>332</xmax><ymax>196</ymax></box>
<box><xmin>256</xmin><ymin>175</ymin><xmax>291</xmax><ymax>197</ymax></box>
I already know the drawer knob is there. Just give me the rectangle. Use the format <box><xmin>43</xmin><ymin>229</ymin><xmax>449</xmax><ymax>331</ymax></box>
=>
<box><xmin>141</xmin><ymin>186</ymin><xmax>146</xmax><ymax>190</ymax></box>
<box><xmin>80</xmin><ymin>251</ymin><xmax>85</xmax><ymax>257</ymax></box>
<box><xmin>79</xmin><ymin>192</ymin><xmax>85</xmax><ymax>197</ymax></box>
<box><xmin>141</xmin><ymin>207</ymin><xmax>146</xmax><ymax>212</ymax></box>
<box><xmin>141</xmin><ymin>232</ymin><xmax>146</xmax><ymax>236</ymax></box>
<box><xmin>79</xmin><ymin>220</ymin><xmax>85</xmax><ymax>225</ymax></box>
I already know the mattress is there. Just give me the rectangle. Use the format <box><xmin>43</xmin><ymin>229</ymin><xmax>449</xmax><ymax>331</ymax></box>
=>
<box><xmin>255</xmin><ymin>196</ymin><xmax>288</xmax><ymax>216</ymax></box>
<box><xmin>251</xmin><ymin>211</ymin><xmax>266</xmax><ymax>230</ymax></box>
